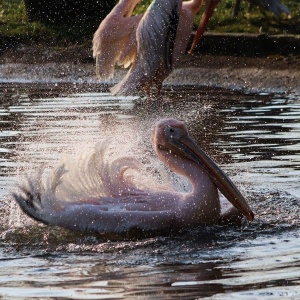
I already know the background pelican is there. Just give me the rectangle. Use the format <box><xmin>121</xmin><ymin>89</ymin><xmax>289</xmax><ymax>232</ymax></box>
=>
<box><xmin>14</xmin><ymin>119</ymin><xmax>254</xmax><ymax>236</ymax></box>
<box><xmin>111</xmin><ymin>0</ymin><xmax>182</xmax><ymax>96</ymax></box>
<box><xmin>93</xmin><ymin>0</ymin><xmax>204</xmax><ymax>95</ymax></box>
<box><xmin>93</xmin><ymin>0</ymin><xmax>290</xmax><ymax>95</ymax></box>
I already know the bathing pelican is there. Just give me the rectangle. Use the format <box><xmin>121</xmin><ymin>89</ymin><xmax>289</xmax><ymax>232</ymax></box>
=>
<box><xmin>13</xmin><ymin>119</ymin><xmax>254</xmax><ymax>235</ymax></box>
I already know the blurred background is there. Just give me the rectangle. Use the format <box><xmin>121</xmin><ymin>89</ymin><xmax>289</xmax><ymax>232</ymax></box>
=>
<box><xmin>0</xmin><ymin>0</ymin><xmax>298</xmax><ymax>47</ymax></box>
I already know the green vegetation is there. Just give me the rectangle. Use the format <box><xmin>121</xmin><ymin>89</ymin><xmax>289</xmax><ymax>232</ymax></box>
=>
<box><xmin>0</xmin><ymin>0</ymin><xmax>106</xmax><ymax>45</ymax></box>
<box><xmin>203</xmin><ymin>0</ymin><xmax>299</xmax><ymax>34</ymax></box>
<box><xmin>136</xmin><ymin>0</ymin><xmax>299</xmax><ymax>34</ymax></box>
<box><xmin>0</xmin><ymin>0</ymin><xmax>299</xmax><ymax>46</ymax></box>
<box><xmin>0</xmin><ymin>0</ymin><xmax>50</xmax><ymax>42</ymax></box>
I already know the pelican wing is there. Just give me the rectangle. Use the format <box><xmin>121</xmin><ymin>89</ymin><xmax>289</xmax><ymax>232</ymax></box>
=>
<box><xmin>92</xmin><ymin>0</ymin><xmax>142</xmax><ymax>80</ymax></box>
<box><xmin>13</xmin><ymin>168</ymin><xmax>177</xmax><ymax>234</ymax></box>
<box><xmin>14</xmin><ymin>182</ymin><xmax>177</xmax><ymax>234</ymax></box>
<box><xmin>93</xmin><ymin>16</ymin><xmax>141</xmax><ymax>80</ymax></box>
<box><xmin>136</xmin><ymin>0</ymin><xmax>182</xmax><ymax>76</ymax></box>
<box><xmin>13</xmin><ymin>142</ymin><xmax>180</xmax><ymax>233</ymax></box>
<box><xmin>111</xmin><ymin>0</ymin><xmax>182</xmax><ymax>95</ymax></box>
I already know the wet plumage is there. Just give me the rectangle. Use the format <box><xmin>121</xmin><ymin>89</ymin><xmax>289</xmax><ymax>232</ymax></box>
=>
<box><xmin>14</xmin><ymin>119</ymin><xmax>254</xmax><ymax>236</ymax></box>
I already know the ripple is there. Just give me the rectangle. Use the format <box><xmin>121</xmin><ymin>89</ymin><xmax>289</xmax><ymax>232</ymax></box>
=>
<box><xmin>0</xmin><ymin>83</ymin><xmax>299</xmax><ymax>299</ymax></box>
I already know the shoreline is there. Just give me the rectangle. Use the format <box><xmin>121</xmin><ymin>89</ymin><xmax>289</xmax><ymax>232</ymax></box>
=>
<box><xmin>0</xmin><ymin>35</ymin><xmax>299</xmax><ymax>95</ymax></box>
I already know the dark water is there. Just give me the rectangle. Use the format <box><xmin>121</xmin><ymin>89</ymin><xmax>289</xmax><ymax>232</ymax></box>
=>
<box><xmin>0</xmin><ymin>83</ymin><xmax>300</xmax><ymax>299</ymax></box>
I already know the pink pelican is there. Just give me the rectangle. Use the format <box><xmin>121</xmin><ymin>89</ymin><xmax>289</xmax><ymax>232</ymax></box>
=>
<box><xmin>93</xmin><ymin>0</ymin><xmax>290</xmax><ymax>94</ymax></box>
<box><xmin>93</xmin><ymin>0</ymin><xmax>204</xmax><ymax>96</ymax></box>
<box><xmin>14</xmin><ymin>119</ymin><xmax>254</xmax><ymax>236</ymax></box>
<box><xmin>111</xmin><ymin>0</ymin><xmax>182</xmax><ymax>96</ymax></box>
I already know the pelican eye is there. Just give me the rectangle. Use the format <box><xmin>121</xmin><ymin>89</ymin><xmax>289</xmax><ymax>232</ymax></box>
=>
<box><xmin>164</xmin><ymin>125</ymin><xmax>179</xmax><ymax>141</ymax></box>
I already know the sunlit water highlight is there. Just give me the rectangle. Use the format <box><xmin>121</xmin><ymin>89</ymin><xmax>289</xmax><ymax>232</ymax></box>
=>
<box><xmin>0</xmin><ymin>83</ymin><xmax>299</xmax><ymax>299</ymax></box>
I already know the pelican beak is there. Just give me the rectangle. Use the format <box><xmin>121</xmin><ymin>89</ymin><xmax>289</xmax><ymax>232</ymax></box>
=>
<box><xmin>170</xmin><ymin>134</ymin><xmax>254</xmax><ymax>222</ymax></box>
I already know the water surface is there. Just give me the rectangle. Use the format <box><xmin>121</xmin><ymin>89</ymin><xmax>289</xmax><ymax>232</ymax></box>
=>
<box><xmin>0</xmin><ymin>83</ymin><xmax>299</xmax><ymax>299</ymax></box>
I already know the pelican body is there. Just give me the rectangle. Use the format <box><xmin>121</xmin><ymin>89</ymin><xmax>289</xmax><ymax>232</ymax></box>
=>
<box><xmin>93</xmin><ymin>0</ymin><xmax>204</xmax><ymax>96</ymax></box>
<box><xmin>93</xmin><ymin>0</ymin><xmax>291</xmax><ymax>94</ymax></box>
<box><xmin>14</xmin><ymin>119</ymin><xmax>254</xmax><ymax>236</ymax></box>
<box><xmin>111</xmin><ymin>0</ymin><xmax>182</xmax><ymax>96</ymax></box>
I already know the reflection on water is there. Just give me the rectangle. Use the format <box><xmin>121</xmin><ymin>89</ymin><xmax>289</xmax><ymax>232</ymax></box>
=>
<box><xmin>0</xmin><ymin>83</ymin><xmax>299</xmax><ymax>299</ymax></box>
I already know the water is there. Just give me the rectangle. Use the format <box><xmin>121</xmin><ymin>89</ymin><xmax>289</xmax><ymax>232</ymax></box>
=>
<box><xmin>0</xmin><ymin>82</ymin><xmax>299</xmax><ymax>299</ymax></box>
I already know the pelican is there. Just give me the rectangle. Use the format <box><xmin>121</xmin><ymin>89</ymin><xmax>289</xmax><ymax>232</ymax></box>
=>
<box><xmin>93</xmin><ymin>0</ymin><xmax>290</xmax><ymax>93</ymax></box>
<box><xmin>13</xmin><ymin>119</ymin><xmax>254</xmax><ymax>236</ymax></box>
<box><xmin>111</xmin><ymin>0</ymin><xmax>182</xmax><ymax>96</ymax></box>
<box><xmin>93</xmin><ymin>0</ymin><xmax>204</xmax><ymax>96</ymax></box>
<box><xmin>189</xmin><ymin>0</ymin><xmax>291</xmax><ymax>53</ymax></box>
